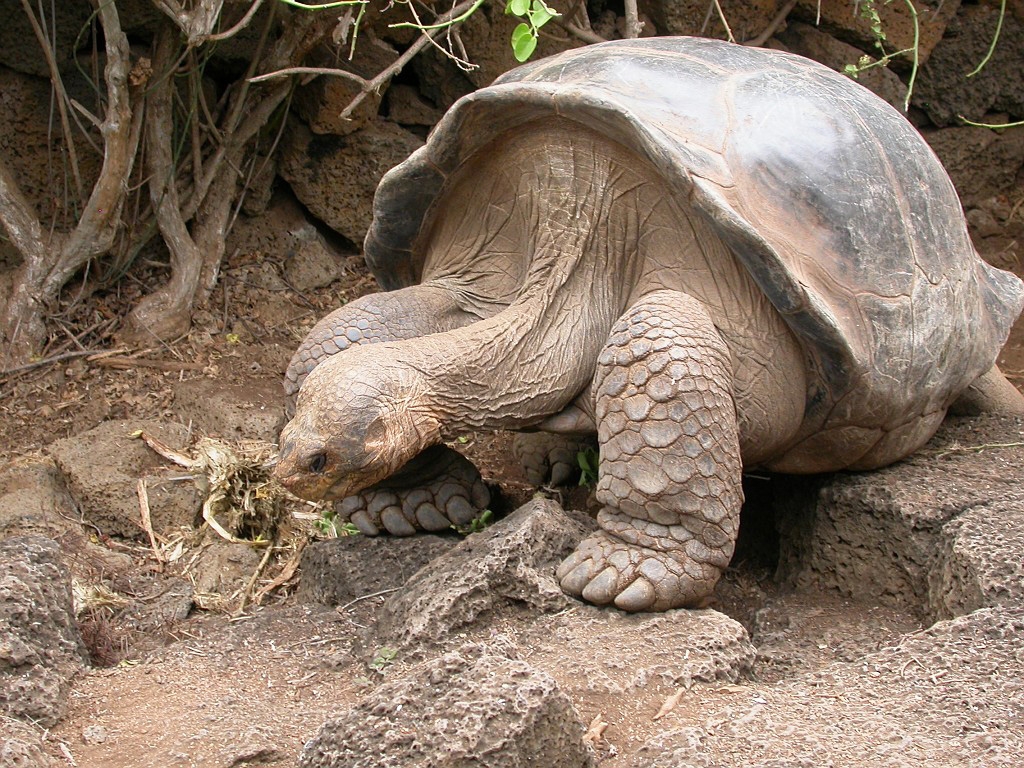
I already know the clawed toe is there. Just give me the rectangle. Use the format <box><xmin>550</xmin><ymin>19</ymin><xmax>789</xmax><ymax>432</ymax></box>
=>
<box><xmin>614</xmin><ymin>576</ymin><xmax>656</xmax><ymax>612</ymax></box>
<box><xmin>557</xmin><ymin>530</ymin><xmax>717</xmax><ymax>611</ymax></box>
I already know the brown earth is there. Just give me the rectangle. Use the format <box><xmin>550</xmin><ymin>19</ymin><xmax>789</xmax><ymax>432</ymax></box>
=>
<box><xmin>0</xmin><ymin>186</ymin><xmax>1022</xmax><ymax>766</ymax></box>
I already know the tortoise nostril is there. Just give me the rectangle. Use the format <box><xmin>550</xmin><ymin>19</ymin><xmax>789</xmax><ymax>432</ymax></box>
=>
<box><xmin>308</xmin><ymin>452</ymin><xmax>327</xmax><ymax>474</ymax></box>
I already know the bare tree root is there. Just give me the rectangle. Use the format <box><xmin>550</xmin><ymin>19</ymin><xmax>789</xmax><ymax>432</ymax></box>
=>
<box><xmin>0</xmin><ymin>0</ymin><xmax>141</xmax><ymax>366</ymax></box>
<box><xmin>123</xmin><ymin>5</ymin><xmax>330</xmax><ymax>343</ymax></box>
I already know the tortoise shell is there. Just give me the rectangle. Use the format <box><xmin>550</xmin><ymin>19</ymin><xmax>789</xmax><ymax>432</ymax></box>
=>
<box><xmin>364</xmin><ymin>37</ymin><xmax>1023</xmax><ymax>435</ymax></box>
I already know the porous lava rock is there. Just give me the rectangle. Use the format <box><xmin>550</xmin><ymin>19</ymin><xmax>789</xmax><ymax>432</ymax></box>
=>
<box><xmin>0</xmin><ymin>536</ymin><xmax>87</xmax><ymax>728</ymax></box>
<box><xmin>372</xmin><ymin>499</ymin><xmax>594</xmax><ymax>653</ymax></box>
<box><xmin>298</xmin><ymin>642</ymin><xmax>595</xmax><ymax>768</ymax></box>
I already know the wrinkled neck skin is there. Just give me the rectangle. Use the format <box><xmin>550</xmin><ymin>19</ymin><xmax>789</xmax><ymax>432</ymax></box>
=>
<box><xmin>390</xmin><ymin>121</ymin><xmax>648</xmax><ymax>434</ymax></box>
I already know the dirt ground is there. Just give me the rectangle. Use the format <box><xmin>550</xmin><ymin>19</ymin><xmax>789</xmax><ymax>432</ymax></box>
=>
<box><xmin>1</xmin><ymin>190</ymin><xmax>1023</xmax><ymax>767</ymax></box>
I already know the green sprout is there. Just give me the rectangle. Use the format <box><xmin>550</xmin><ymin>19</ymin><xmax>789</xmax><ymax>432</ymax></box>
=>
<box><xmin>506</xmin><ymin>0</ymin><xmax>560</xmax><ymax>62</ymax></box>
<box><xmin>369</xmin><ymin>647</ymin><xmax>398</xmax><ymax>673</ymax></box>
<box><xmin>452</xmin><ymin>509</ymin><xmax>494</xmax><ymax>535</ymax></box>
<box><xmin>577</xmin><ymin>447</ymin><xmax>599</xmax><ymax>487</ymax></box>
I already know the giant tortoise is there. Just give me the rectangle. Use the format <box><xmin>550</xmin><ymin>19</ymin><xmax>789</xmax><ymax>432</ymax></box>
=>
<box><xmin>274</xmin><ymin>37</ymin><xmax>1024</xmax><ymax>612</ymax></box>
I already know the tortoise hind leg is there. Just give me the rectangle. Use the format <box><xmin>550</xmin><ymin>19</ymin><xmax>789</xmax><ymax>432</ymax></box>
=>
<box><xmin>512</xmin><ymin>433</ymin><xmax>597</xmax><ymax>487</ymax></box>
<box><xmin>556</xmin><ymin>291</ymin><xmax>743</xmax><ymax>611</ymax></box>
<box><xmin>949</xmin><ymin>365</ymin><xmax>1024</xmax><ymax>416</ymax></box>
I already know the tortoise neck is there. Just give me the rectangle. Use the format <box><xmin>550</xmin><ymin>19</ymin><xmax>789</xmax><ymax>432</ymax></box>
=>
<box><xmin>393</xmin><ymin>290</ymin><xmax>607</xmax><ymax>434</ymax></box>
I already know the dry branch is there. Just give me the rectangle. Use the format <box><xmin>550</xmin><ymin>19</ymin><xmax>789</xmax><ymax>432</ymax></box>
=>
<box><xmin>1</xmin><ymin>0</ymin><xmax>141</xmax><ymax>365</ymax></box>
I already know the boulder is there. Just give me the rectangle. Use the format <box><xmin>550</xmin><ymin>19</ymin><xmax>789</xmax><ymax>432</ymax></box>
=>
<box><xmin>0</xmin><ymin>458</ymin><xmax>81</xmax><ymax>542</ymax></box>
<box><xmin>299</xmin><ymin>534</ymin><xmax>456</xmax><ymax>606</ymax></box>
<box><xmin>523</xmin><ymin>606</ymin><xmax>755</xmax><ymax>695</ymax></box>
<box><xmin>923</xmin><ymin>125</ymin><xmax>1024</xmax><ymax>208</ymax></box>
<box><xmin>0</xmin><ymin>2</ymin><xmax>92</xmax><ymax>77</ymax></box>
<box><xmin>0</xmin><ymin>536</ymin><xmax>87</xmax><ymax>728</ymax></box>
<box><xmin>914</xmin><ymin>3</ymin><xmax>1024</xmax><ymax>125</ymax></box>
<box><xmin>279</xmin><ymin>119</ymin><xmax>423</xmax><ymax>246</ymax></box>
<box><xmin>299</xmin><ymin>642</ymin><xmax>596</xmax><ymax>768</ymax></box>
<box><xmin>48</xmin><ymin>420</ymin><xmax>202</xmax><ymax>540</ymax></box>
<box><xmin>930</xmin><ymin>503</ymin><xmax>1024</xmax><ymax>619</ymax></box>
<box><xmin>775</xmin><ymin>414</ymin><xmax>1024</xmax><ymax>620</ymax></box>
<box><xmin>293</xmin><ymin>33</ymin><xmax>399</xmax><ymax>136</ymax></box>
<box><xmin>0</xmin><ymin>717</ymin><xmax>59</xmax><ymax>768</ymax></box>
<box><xmin>172</xmin><ymin>378</ymin><xmax>287</xmax><ymax>443</ymax></box>
<box><xmin>640</xmin><ymin>0</ymin><xmax>781</xmax><ymax>42</ymax></box>
<box><xmin>373</xmin><ymin>499</ymin><xmax>594</xmax><ymax>653</ymax></box>
<box><xmin>792</xmin><ymin>0</ymin><xmax>960</xmax><ymax>67</ymax></box>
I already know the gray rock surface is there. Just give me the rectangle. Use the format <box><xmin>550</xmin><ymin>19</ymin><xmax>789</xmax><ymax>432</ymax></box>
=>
<box><xmin>524</xmin><ymin>606</ymin><xmax>755</xmax><ymax>694</ymax></box>
<box><xmin>630</xmin><ymin>606</ymin><xmax>1024</xmax><ymax>766</ymax></box>
<box><xmin>792</xmin><ymin>0</ymin><xmax>959</xmax><ymax>66</ymax></box>
<box><xmin>299</xmin><ymin>534</ymin><xmax>456</xmax><ymax>606</ymax></box>
<box><xmin>930</xmin><ymin>503</ymin><xmax>1024</xmax><ymax>619</ymax></box>
<box><xmin>280</xmin><ymin>120</ymin><xmax>423</xmax><ymax>245</ymax></box>
<box><xmin>0</xmin><ymin>459</ymin><xmax>81</xmax><ymax>542</ymax></box>
<box><xmin>172</xmin><ymin>379</ymin><xmax>286</xmax><ymax>443</ymax></box>
<box><xmin>373</xmin><ymin>499</ymin><xmax>594</xmax><ymax>652</ymax></box>
<box><xmin>48</xmin><ymin>420</ymin><xmax>201</xmax><ymax>539</ymax></box>
<box><xmin>914</xmin><ymin>3</ymin><xmax>1024</xmax><ymax>126</ymax></box>
<box><xmin>775</xmin><ymin>415</ymin><xmax>1024</xmax><ymax>619</ymax></box>
<box><xmin>923</xmin><ymin>125</ymin><xmax>1024</xmax><ymax>209</ymax></box>
<box><xmin>640</xmin><ymin>0</ymin><xmax>778</xmax><ymax>42</ymax></box>
<box><xmin>0</xmin><ymin>537</ymin><xmax>87</xmax><ymax>728</ymax></box>
<box><xmin>0</xmin><ymin>716</ymin><xmax>59</xmax><ymax>768</ymax></box>
<box><xmin>298</xmin><ymin>642</ymin><xmax>596</xmax><ymax>768</ymax></box>
<box><xmin>292</xmin><ymin>36</ymin><xmax>398</xmax><ymax>136</ymax></box>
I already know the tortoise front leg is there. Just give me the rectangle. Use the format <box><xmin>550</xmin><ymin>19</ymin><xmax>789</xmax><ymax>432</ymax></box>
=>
<box><xmin>336</xmin><ymin>446</ymin><xmax>491</xmax><ymax>535</ymax></box>
<box><xmin>284</xmin><ymin>284</ymin><xmax>487</xmax><ymax>530</ymax></box>
<box><xmin>285</xmin><ymin>282</ymin><xmax>475</xmax><ymax>399</ymax></box>
<box><xmin>556</xmin><ymin>291</ymin><xmax>743</xmax><ymax>611</ymax></box>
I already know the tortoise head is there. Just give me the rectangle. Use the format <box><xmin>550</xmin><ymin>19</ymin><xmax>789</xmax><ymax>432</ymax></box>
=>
<box><xmin>273</xmin><ymin>349</ymin><xmax>439</xmax><ymax>501</ymax></box>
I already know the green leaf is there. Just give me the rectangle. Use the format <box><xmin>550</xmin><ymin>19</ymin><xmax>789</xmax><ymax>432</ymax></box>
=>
<box><xmin>511</xmin><ymin>23</ymin><xmax>537</xmax><ymax>61</ymax></box>
<box><xmin>507</xmin><ymin>0</ymin><xmax>530</xmax><ymax>17</ymax></box>
<box><xmin>529</xmin><ymin>4</ymin><xmax>555</xmax><ymax>27</ymax></box>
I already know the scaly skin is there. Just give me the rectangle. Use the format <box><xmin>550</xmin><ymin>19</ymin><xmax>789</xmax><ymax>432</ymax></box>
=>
<box><xmin>556</xmin><ymin>291</ymin><xmax>743</xmax><ymax>611</ymax></box>
<box><xmin>284</xmin><ymin>282</ymin><xmax>475</xmax><ymax>400</ymax></box>
<box><xmin>512</xmin><ymin>433</ymin><xmax>596</xmax><ymax>487</ymax></box>
<box><xmin>336</xmin><ymin>445</ymin><xmax>490</xmax><ymax>535</ymax></box>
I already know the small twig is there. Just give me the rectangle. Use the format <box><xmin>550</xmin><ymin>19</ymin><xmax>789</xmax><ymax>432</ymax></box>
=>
<box><xmin>253</xmin><ymin>538</ymin><xmax>307</xmax><ymax>604</ymax></box>
<box><xmin>336</xmin><ymin>587</ymin><xmax>402</xmax><ymax>612</ymax></box>
<box><xmin>934</xmin><ymin>441</ymin><xmax>1024</xmax><ymax>458</ymax></box>
<box><xmin>138</xmin><ymin>430</ymin><xmax>197</xmax><ymax>469</ymax></box>
<box><xmin>0</xmin><ymin>348</ymin><xmax>116</xmax><ymax>380</ymax></box>
<box><xmin>623</xmin><ymin>0</ymin><xmax>643</xmax><ymax>39</ymax></box>
<box><xmin>652</xmin><ymin>687</ymin><xmax>686</xmax><ymax>720</ymax></box>
<box><xmin>966</xmin><ymin>0</ymin><xmax>1005</xmax><ymax>78</ymax></box>
<box><xmin>91</xmin><ymin>356</ymin><xmax>206</xmax><ymax>372</ymax></box>
<box><xmin>205</xmin><ymin>0</ymin><xmax>267</xmax><ymax>42</ymax></box>
<box><xmin>958</xmin><ymin>115</ymin><xmax>1024</xmax><ymax>130</ymax></box>
<box><xmin>744</xmin><ymin>0</ymin><xmax>797</xmax><ymax>46</ymax></box>
<box><xmin>556</xmin><ymin>20</ymin><xmax>605</xmax><ymax>45</ymax></box>
<box><xmin>711</xmin><ymin>0</ymin><xmax>736</xmax><ymax>42</ymax></box>
<box><xmin>582</xmin><ymin>712</ymin><xmax>609</xmax><ymax>745</ymax></box>
<box><xmin>249</xmin><ymin>0</ymin><xmax>481</xmax><ymax>121</ymax></box>
<box><xmin>137</xmin><ymin>479</ymin><xmax>166</xmax><ymax>567</ymax></box>
<box><xmin>247</xmin><ymin>65</ymin><xmax>368</xmax><ymax>86</ymax></box>
<box><xmin>236</xmin><ymin>538</ymin><xmax>277</xmax><ymax>614</ymax></box>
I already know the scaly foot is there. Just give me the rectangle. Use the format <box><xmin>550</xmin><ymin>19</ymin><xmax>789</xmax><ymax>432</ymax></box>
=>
<box><xmin>334</xmin><ymin>445</ymin><xmax>490</xmax><ymax>535</ymax></box>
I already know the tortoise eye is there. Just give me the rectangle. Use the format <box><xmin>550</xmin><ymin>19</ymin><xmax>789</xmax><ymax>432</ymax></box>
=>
<box><xmin>308</xmin><ymin>452</ymin><xmax>327</xmax><ymax>474</ymax></box>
